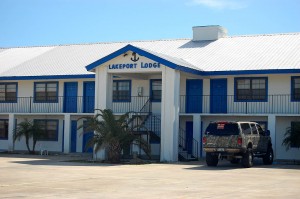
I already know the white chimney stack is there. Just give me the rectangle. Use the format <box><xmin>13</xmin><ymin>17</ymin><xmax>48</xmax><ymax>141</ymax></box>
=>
<box><xmin>192</xmin><ymin>25</ymin><xmax>227</xmax><ymax>41</ymax></box>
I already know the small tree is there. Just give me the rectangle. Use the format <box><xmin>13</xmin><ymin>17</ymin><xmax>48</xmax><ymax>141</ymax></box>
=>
<box><xmin>78</xmin><ymin>109</ymin><xmax>151</xmax><ymax>163</ymax></box>
<box><xmin>282</xmin><ymin>122</ymin><xmax>300</xmax><ymax>150</ymax></box>
<box><xmin>14</xmin><ymin>119</ymin><xmax>44</xmax><ymax>154</ymax></box>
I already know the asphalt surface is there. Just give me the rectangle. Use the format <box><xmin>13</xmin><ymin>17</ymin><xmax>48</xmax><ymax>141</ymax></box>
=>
<box><xmin>0</xmin><ymin>154</ymin><xmax>300</xmax><ymax>199</ymax></box>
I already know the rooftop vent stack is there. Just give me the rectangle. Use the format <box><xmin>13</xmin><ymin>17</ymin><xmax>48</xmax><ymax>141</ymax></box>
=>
<box><xmin>192</xmin><ymin>25</ymin><xmax>227</xmax><ymax>41</ymax></box>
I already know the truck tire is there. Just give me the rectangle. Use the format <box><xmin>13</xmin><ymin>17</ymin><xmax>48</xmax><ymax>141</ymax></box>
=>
<box><xmin>206</xmin><ymin>153</ymin><xmax>218</xmax><ymax>166</ymax></box>
<box><xmin>242</xmin><ymin>149</ymin><xmax>253</xmax><ymax>168</ymax></box>
<box><xmin>263</xmin><ymin>146</ymin><xmax>274</xmax><ymax>165</ymax></box>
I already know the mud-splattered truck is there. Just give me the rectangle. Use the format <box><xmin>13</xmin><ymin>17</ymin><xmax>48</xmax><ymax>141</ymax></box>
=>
<box><xmin>202</xmin><ymin>121</ymin><xmax>273</xmax><ymax>168</ymax></box>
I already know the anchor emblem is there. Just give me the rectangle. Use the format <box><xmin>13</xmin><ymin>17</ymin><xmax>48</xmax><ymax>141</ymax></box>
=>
<box><xmin>131</xmin><ymin>52</ymin><xmax>139</xmax><ymax>62</ymax></box>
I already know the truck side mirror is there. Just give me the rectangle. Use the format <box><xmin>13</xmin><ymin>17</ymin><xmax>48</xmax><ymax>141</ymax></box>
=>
<box><xmin>265</xmin><ymin>130</ymin><xmax>270</xmax><ymax>136</ymax></box>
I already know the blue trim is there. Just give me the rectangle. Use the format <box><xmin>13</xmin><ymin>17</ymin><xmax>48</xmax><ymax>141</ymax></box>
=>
<box><xmin>150</xmin><ymin>79</ymin><xmax>162</xmax><ymax>102</ymax></box>
<box><xmin>0</xmin><ymin>119</ymin><xmax>9</xmax><ymax>140</ymax></box>
<box><xmin>85</xmin><ymin>44</ymin><xmax>203</xmax><ymax>75</ymax></box>
<box><xmin>234</xmin><ymin>77</ymin><xmax>268</xmax><ymax>102</ymax></box>
<box><xmin>0</xmin><ymin>74</ymin><xmax>95</xmax><ymax>81</ymax></box>
<box><xmin>203</xmin><ymin>69</ymin><xmax>300</xmax><ymax>76</ymax></box>
<box><xmin>291</xmin><ymin>76</ymin><xmax>300</xmax><ymax>102</ymax></box>
<box><xmin>0</xmin><ymin>82</ymin><xmax>18</xmax><ymax>103</ymax></box>
<box><xmin>112</xmin><ymin>80</ymin><xmax>131</xmax><ymax>102</ymax></box>
<box><xmin>33</xmin><ymin>81</ymin><xmax>59</xmax><ymax>103</ymax></box>
<box><xmin>34</xmin><ymin>119</ymin><xmax>59</xmax><ymax>141</ymax></box>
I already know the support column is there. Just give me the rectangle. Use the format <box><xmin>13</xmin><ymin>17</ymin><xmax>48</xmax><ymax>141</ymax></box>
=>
<box><xmin>63</xmin><ymin>114</ymin><xmax>71</xmax><ymax>153</ymax></box>
<box><xmin>268</xmin><ymin>114</ymin><xmax>276</xmax><ymax>158</ymax></box>
<box><xmin>96</xmin><ymin>67</ymin><xmax>112</xmax><ymax>111</ymax></box>
<box><xmin>8</xmin><ymin>114</ymin><xmax>15</xmax><ymax>152</ymax></box>
<box><xmin>94</xmin><ymin>67</ymin><xmax>112</xmax><ymax>160</ymax></box>
<box><xmin>160</xmin><ymin>67</ymin><xmax>180</xmax><ymax>162</ymax></box>
<box><xmin>193</xmin><ymin>115</ymin><xmax>201</xmax><ymax>158</ymax></box>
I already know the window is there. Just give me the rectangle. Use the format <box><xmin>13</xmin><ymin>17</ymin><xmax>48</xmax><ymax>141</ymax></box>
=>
<box><xmin>150</xmin><ymin>79</ymin><xmax>162</xmax><ymax>102</ymax></box>
<box><xmin>235</xmin><ymin>77</ymin><xmax>267</xmax><ymax>101</ymax></box>
<box><xmin>0</xmin><ymin>83</ymin><xmax>17</xmax><ymax>102</ymax></box>
<box><xmin>0</xmin><ymin>120</ymin><xmax>8</xmax><ymax>140</ymax></box>
<box><xmin>240</xmin><ymin>123</ymin><xmax>251</xmax><ymax>134</ymax></box>
<box><xmin>34</xmin><ymin>120</ymin><xmax>58</xmax><ymax>141</ymax></box>
<box><xmin>250</xmin><ymin>123</ymin><xmax>258</xmax><ymax>134</ymax></box>
<box><xmin>291</xmin><ymin>77</ymin><xmax>300</xmax><ymax>101</ymax></box>
<box><xmin>113</xmin><ymin>80</ymin><xmax>131</xmax><ymax>102</ymax></box>
<box><xmin>34</xmin><ymin>82</ymin><xmax>58</xmax><ymax>102</ymax></box>
<box><xmin>257</xmin><ymin>125</ymin><xmax>265</xmax><ymax>135</ymax></box>
<box><xmin>291</xmin><ymin>121</ymin><xmax>300</xmax><ymax>148</ymax></box>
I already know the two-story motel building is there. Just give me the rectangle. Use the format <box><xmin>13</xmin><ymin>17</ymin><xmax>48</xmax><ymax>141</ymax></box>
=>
<box><xmin>0</xmin><ymin>25</ymin><xmax>299</xmax><ymax>161</ymax></box>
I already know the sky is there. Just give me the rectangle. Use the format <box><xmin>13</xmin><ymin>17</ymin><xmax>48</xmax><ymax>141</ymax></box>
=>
<box><xmin>0</xmin><ymin>0</ymin><xmax>299</xmax><ymax>48</ymax></box>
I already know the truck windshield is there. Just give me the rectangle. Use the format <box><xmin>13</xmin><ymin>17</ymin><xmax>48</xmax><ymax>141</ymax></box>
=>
<box><xmin>205</xmin><ymin>123</ymin><xmax>239</xmax><ymax>136</ymax></box>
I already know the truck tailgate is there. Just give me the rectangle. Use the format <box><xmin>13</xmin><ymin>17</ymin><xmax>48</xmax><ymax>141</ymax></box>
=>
<box><xmin>205</xmin><ymin>135</ymin><xmax>240</xmax><ymax>148</ymax></box>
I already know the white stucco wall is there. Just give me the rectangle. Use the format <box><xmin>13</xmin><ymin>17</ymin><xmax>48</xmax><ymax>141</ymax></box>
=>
<box><xmin>276</xmin><ymin>116</ymin><xmax>300</xmax><ymax>160</ymax></box>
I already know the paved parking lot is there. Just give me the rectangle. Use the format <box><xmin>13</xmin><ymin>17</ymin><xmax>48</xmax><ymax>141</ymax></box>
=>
<box><xmin>0</xmin><ymin>154</ymin><xmax>300</xmax><ymax>199</ymax></box>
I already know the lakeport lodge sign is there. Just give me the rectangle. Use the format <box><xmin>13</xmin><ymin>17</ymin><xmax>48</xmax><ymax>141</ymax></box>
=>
<box><xmin>107</xmin><ymin>52</ymin><xmax>161</xmax><ymax>71</ymax></box>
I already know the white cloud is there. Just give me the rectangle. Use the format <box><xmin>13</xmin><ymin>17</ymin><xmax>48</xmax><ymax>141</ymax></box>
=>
<box><xmin>190</xmin><ymin>0</ymin><xmax>248</xmax><ymax>10</ymax></box>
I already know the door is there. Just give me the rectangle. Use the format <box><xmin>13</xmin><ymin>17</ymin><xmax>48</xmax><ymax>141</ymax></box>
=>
<box><xmin>82</xmin><ymin>121</ymin><xmax>93</xmax><ymax>153</ymax></box>
<box><xmin>186</xmin><ymin>79</ymin><xmax>203</xmax><ymax>113</ymax></box>
<box><xmin>83</xmin><ymin>82</ymin><xmax>95</xmax><ymax>113</ymax></box>
<box><xmin>210</xmin><ymin>79</ymin><xmax>227</xmax><ymax>113</ymax></box>
<box><xmin>186</xmin><ymin>121</ymin><xmax>193</xmax><ymax>154</ymax></box>
<box><xmin>70</xmin><ymin>120</ymin><xmax>77</xmax><ymax>153</ymax></box>
<box><xmin>64</xmin><ymin>82</ymin><xmax>78</xmax><ymax>113</ymax></box>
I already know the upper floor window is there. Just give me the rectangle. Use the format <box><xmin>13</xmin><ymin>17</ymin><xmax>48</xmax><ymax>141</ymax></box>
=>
<box><xmin>235</xmin><ymin>77</ymin><xmax>267</xmax><ymax>101</ymax></box>
<box><xmin>113</xmin><ymin>80</ymin><xmax>131</xmax><ymax>102</ymax></box>
<box><xmin>0</xmin><ymin>83</ymin><xmax>17</xmax><ymax>102</ymax></box>
<box><xmin>34</xmin><ymin>119</ymin><xmax>58</xmax><ymax>141</ymax></box>
<box><xmin>34</xmin><ymin>82</ymin><xmax>58</xmax><ymax>102</ymax></box>
<box><xmin>291</xmin><ymin>77</ymin><xmax>300</xmax><ymax>101</ymax></box>
<box><xmin>0</xmin><ymin>120</ymin><xmax>8</xmax><ymax>140</ymax></box>
<box><xmin>150</xmin><ymin>79</ymin><xmax>162</xmax><ymax>102</ymax></box>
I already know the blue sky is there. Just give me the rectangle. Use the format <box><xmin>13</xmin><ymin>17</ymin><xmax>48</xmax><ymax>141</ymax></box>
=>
<box><xmin>0</xmin><ymin>0</ymin><xmax>299</xmax><ymax>47</ymax></box>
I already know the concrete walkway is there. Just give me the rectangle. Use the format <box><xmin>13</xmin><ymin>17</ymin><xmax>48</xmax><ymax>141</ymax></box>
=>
<box><xmin>0</xmin><ymin>154</ymin><xmax>300</xmax><ymax>199</ymax></box>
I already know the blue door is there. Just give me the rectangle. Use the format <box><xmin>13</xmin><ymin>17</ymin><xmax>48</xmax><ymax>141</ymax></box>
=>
<box><xmin>186</xmin><ymin>121</ymin><xmax>193</xmax><ymax>154</ymax></box>
<box><xmin>71</xmin><ymin>120</ymin><xmax>77</xmax><ymax>153</ymax></box>
<box><xmin>82</xmin><ymin>132</ymin><xmax>93</xmax><ymax>153</ymax></box>
<box><xmin>186</xmin><ymin>79</ymin><xmax>203</xmax><ymax>113</ymax></box>
<box><xmin>64</xmin><ymin>82</ymin><xmax>78</xmax><ymax>113</ymax></box>
<box><xmin>210</xmin><ymin>79</ymin><xmax>227</xmax><ymax>113</ymax></box>
<box><xmin>83</xmin><ymin>82</ymin><xmax>95</xmax><ymax>113</ymax></box>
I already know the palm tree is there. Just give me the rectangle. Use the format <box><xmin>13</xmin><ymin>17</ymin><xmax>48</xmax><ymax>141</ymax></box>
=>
<box><xmin>78</xmin><ymin>109</ymin><xmax>151</xmax><ymax>163</ymax></box>
<box><xmin>13</xmin><ymin>119</ymin><xmax>44</xmax><ymax>154</ymax></box>
<box><xmin>282</xmin><ymin>122</ymin><xmax>300</xmax><ymax>150</ymax></box>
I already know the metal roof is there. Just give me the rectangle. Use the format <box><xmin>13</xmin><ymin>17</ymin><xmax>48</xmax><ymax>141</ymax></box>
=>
<box><xmin>0</xmin><ymin>33</ymin><xmax>300</xmax><ymax>78</ymax></box>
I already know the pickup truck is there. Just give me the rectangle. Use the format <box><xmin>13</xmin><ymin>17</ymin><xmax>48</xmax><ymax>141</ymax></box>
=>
<box><xmin>202</xmin><ymin>121</ymin><xmax>273</xmax><ymax>168</ymax></box>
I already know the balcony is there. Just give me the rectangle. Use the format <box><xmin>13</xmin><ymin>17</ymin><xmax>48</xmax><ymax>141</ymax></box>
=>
<box><xmin>0</xmin><ymin>95</ymin><xmax>298</xmax><ymax>115</ymax></box>
<box><xmin>180</xmin><ymin>95</ymin><xmax>300</xmax><ymax>114</ymax></box>
<box><xmin>0</xmin><ymin>96</ymin><xmax>95</xmax><ymax>114</ymax></box>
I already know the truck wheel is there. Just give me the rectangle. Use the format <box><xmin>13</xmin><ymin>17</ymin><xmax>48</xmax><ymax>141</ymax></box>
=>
<box><xmin>242</xmin><ymin>149</ymin><xmax>253</xmax><ymax>168</ymax></box>
<box><xmin>230</xmin><ymin>158</ymin><xmax>240</xmax><ymax>164</ymax></box>
<box><xmin>263</xmin><ymin>146</ymin><xmax>274</xmax><ymax>165</ymax></box>
<box><xmin>206</xmin><ymin>153</ymin><xmax>218</xmax><ymax>166</ymax></box>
